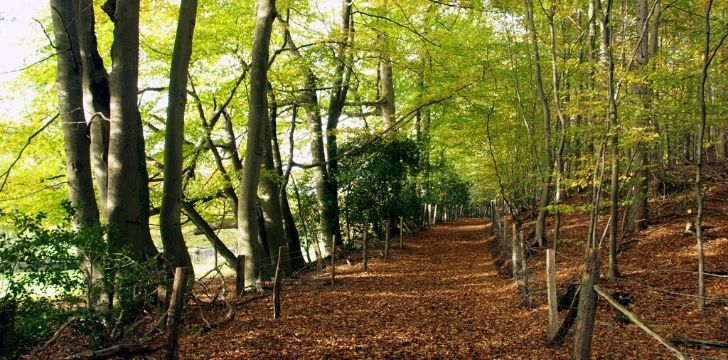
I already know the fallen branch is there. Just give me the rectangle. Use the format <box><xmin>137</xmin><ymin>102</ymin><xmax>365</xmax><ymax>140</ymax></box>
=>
<box><xmin>235</xmin><ymin>292</ymin><xmax>271</xmax><ymax>307</ymax></box>
<box><xmin>667</xmin><ymin>335</ymin><xmax>728</xmax><ymax>349</ymax></box>
<box><xmin>196</xmin><ymin>299</ymin><xmax>235</xmax><ymax>335</ymax></box>
<box><xmin>64</xmin><ymin>342</ymin><xmax>163</xmax><ymax>360</ymax></box>
<box><xmin>594</xmin><ymin>285</ymin><xmax>685</xmax><ymax>359</ymax></box>
<box><xmin>30</xmin><ymin>316</ymin><xmax>78</xmax><ymax>356</ymax></box>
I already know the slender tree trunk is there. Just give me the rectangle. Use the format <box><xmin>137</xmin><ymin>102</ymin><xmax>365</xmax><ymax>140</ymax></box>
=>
<box><xmin>547</xmin><ymin>3</ymin><xmax>567</xmax><ymax>249</ymax></box>
<box><xmin>695</xmin><ymin>0</ymin><xmax>722</xmax><ymax>311</ymax></box>
<box><xmin>270</xmin><ymin>107</ymin><xmax>304</xmax><ymax>271</ymax></box>
<box><xmin>281</xmin><ymin>23</ymin><xmax>341</xmax><ymax>251</ymax></box>
<box><xmin>107</xmin><ymin>0</ymin><xmax>158</xmax><ymax>261</ymax></box>
<box><xmin>525</xmin><ymin>0</ymin><xmax>553</xmax><ymax>247</ymax></box>
<box><xmin>77</xmin><ymin>0</ymin><xmax>111</xmax><ymax>219</ymax></box>
<box><xmin>238</xmin><ymin>0</ymin><xmax>276</xmax><ymax>288</ymax></box>
<box><xmin>325</xmin><ymin>0</ymin><xmax>353</xmax><ymax>247</ymax></box>
<box><xmin>51</xmin><ymin>0</ymin><xmax>100</xmax><ymax>227</ymax></box>
<box><xmin>629</xmin><ymin>0</ymin><xmax>650</xmax><ymax>233</ymax></box>
<box><xmin>596</xmin><ymin>0</ymin><xmax>620</xmax><ymax>279</ymax></box>
<box><xmin>160</xmin><ymin>0</ymin><xmax>196</xmax><ymax>273</ymax></box>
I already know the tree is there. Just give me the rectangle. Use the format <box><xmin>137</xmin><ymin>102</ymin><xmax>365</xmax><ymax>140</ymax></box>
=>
<box><xmin>160</xmin><ymin>0</ymin><xmax>197</xmax><ymax>272</ymax></box>
<box><xmin>106</xmin><ymin>0</ymin><xmax>158</xmax><ymax>261</ymax></box>
<box><xmin>77</xmin><ymin>0</ymin><xmax>111</xmax><ymax>219</ymax></box>
<box><xmin>50</xmin><ymin>0</ymin><xmax>100</xmax><ymax>228</ymax></box>
<box><xmin>238</xmin><ymin>0</ymin><xmax>276</xmax><ymax>288</ymax></box>
<box><xmin>629</xmin><ymin>0</ymin><xmax>651</xmax><ymax>233</ymax></box>
<box><xmin>525</xmin><ymin>0</ymin><xmax>553</xmax><ymax>247</ymax></box>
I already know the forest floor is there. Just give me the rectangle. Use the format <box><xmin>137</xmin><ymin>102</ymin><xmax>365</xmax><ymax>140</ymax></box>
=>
<box><xmin>35</xmin><ymin>164</ymin><xmax>728</xmax><ymax>359</ymax></box>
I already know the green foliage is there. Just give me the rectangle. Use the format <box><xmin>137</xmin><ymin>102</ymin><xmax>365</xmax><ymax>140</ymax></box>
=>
<box><xmin>0</xmin><ymin>203</ymin><xmax>162</xmax><ymax>353</ymax></box>
<box><xmin>339</xmin><ymin>137</ymin><xmax>422</xmax><ymax>225</ymax></box>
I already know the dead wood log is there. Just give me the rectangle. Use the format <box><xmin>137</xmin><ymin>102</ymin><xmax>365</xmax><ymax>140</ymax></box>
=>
<box><xmin>64</xmin><ymin>343</ymin><xmax>163</xmax><ymax>360</ymax></box>
<box><xmin>667</xmin><ymin>335</ymin><xmax>728</xmax><ymax>349</ymax></box>
<box><xmin>30</xmin><ymin>316</ymin><xmax>79</xmax><ymax>357</ymax></box>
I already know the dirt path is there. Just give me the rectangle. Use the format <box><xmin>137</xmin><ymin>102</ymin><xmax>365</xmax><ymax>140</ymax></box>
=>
<box><xmin>180</xmin><ymin>219</ymin><xmax>564</xmax><ymax>359</ymax></box>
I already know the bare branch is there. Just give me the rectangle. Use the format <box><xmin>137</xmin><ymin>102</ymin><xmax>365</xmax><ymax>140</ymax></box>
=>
<box><xmin>0</xmin><ymin>113</ymin><xmax>60</xmax><ymax>193</ymax></box>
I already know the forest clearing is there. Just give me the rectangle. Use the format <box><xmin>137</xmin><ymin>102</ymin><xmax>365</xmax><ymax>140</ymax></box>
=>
<box><xmin>1</xmin><ymin>0</ymin><xmax>728</xmax><ymax>358</ymax></box>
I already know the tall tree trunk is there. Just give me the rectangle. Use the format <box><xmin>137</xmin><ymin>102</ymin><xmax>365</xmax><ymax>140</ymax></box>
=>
<box><xmin>695</xmin><ymin>0</ymin><xmax>724</xmax><ymax>311</ymax></box>
<box><xmin>596</xmin><ymin>0</ymin><xmax>620</xmax><ymax>279</ymax></box>
<box><xmin>238</xmin><ymin>0</ymin><xmax>276</xmax><ymax>288</ymax></box>
<box><xmin>547</xmin><ymin>3</ymin><xmax>567</xmax><ymax>249</ymax></box>
<box><xmin>281</xmin><ymin>21</ymin><xmax>341</xmax><ymax>251</ymax></box>
<box><xmin>160</xmin><ymin>0</ymin><xmax>197</xmax><ymax>272</ymax></box>
<box><xmin>107</xmin><ymin>0</ymin><xmax>158</xmax><ymax>261</ymax></box>
<box><xmin>270</xmin><ymin>106</ymin><xmax>304</xmax><ymax>271</ymax></box>
<box><xmin>629</xmin><ymin>0</ymin><xmax>650</xmax><ymax>233</ymax></box>
<box><xmin>258</xmin><ymin>95</ymin><xmax>288</xmax><ymax>273</ymax></box>
<box><xmin>77</xmin><ymin>0</ymin><xmax>111</xmax><ymax>219</ymax></box>
<box><xmin>525</xmin><ymin>0</ymin><xmax>553</xmax><ymax>247</ymax></box>
<box><xmin>51</xmin><ymin>0</ymin><xmax>100</xmax><ymax>227</ymax></box>
<box><xmin>325</xmin><ymin>0</ymin><xmax>353</xmax><ymax>247</ymax></box>
<box><xmin>378</xmin><ymin>55</ymin><xmax>396</xmax><ymax>128</ymax></box>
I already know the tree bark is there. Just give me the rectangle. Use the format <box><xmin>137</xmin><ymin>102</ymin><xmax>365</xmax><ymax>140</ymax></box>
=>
<box><xmin>77</xmin><ymin>0</ymin><xmax>111</xmax><ymax>219</ymax></box>
<box><xmin>378</xmin><ymin>54</ymin><xmax>396</xmax><ymax>128</ymax></box>
<box><xmin>629</xmin><ymin>0</ymin><xmax>650</xmax><ymax>233</ymax></box>
<box><xmin>238</xmin><ymin>0</ymin><xmax>276</xmax><ymax>288</ymax></box>
<box><xmin>107</xmin><ymin>0</ymin><xmax>158</xmax><ymax>261</ymax></box>
<box><xmin>259</xmin><ymin>96</ymin><xmax>289</xmax><ymax>273</ymax></box>
<box><xmin>51</xmin><ymin>0</ymin><xmax>100</xmax><ymax>227</ymax></box>
<box><xmin>160</xmin><ymin>0</ymin><xmax>196</xmax><ymax>273</ymax></box>
<box><xmin>270</xmin><ymin>106</ymin><xmax>304</xmax><ymax>271</ymax></box>
<box><xmin>596</xmin><ymin>0</ymin><xmax>620</xmax><ymax>279</ymax></box>
<box><xmin>325</xmin><ymin>0</ymin><xmax>353</xmax><ymax>247</ymax></box>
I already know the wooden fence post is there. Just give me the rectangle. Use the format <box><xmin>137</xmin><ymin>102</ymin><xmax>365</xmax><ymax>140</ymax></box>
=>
<box><xmin>511</xmin><ymin>223</ymin><xmax>518</xmax><ymax>279</ymax></box>
<box><xmin>384</xmin><ymin>219</ymin><xmax>391</xmax><ymax>258</ymax></box>
<box><xmin>546</xmin><ymin>249</ymin><xmax>558</xmax><ymax>341</ymax></box>
<box><xmin>313</xmin><ymin>232</ymin><xmax>323</xmax><ymax>270</ymax></box>
<box><xmin>502</xmin><ymin>215</ymin><xmax>509</xmax><ymax>257</ymax></box>
<box><xmin>166</xmin><ymin>267</ymin><xmax>189</xmax><ymax>360</ymax></box>
<box><xmin>362</xmin><ymin>228</ymin><xmax>368</xmax><ymax>273</ymax></box>
<box><xmin>573</xmin><ymin>248</ymin><xmax>599</xmax><ymax>360</ymax></box>
<box><xmin>519</xmin><ymin>230</ymin><xmax>530</xmax><ymax>306</ymax></box>
<box><xmin>331</xmin><ymin>235</ymin><xmax>336</xmax><ymax>286</ymax></box>
<box><xmin>273</xmin><ymin>246</ymin><xmax>286</xmax><ymax>319</ymax></box>
<box><xmin>236</xmin><ymin>255</ymin><xmax>245</xmax><ymax>296</ymax></box>
<box><xmin>399</xmin><ymin>216</ymin><xmax>404</xmax><ymax>249</ymax></box>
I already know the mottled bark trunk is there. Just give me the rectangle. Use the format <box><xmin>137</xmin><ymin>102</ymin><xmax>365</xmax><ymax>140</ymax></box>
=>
<box><xmin>51</xmin><ymin>0</ymin><xmax>100</xmax><ymax>227</ymax></box>
<box><xmin>237</xmin><ymin>0</ymin><xmax>276</xmax><ymax>287</ymax></box>
<box><xmin>160</xmin><ymin>0</ymin><xmax>196</xmax><ymax>272</ymax></box>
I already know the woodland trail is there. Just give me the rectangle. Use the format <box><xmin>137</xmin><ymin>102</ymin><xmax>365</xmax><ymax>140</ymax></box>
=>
<box><xmin>179</xmin><ymin>218</ymin><xmax>565</xmax><ymax>359</ymax></box>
